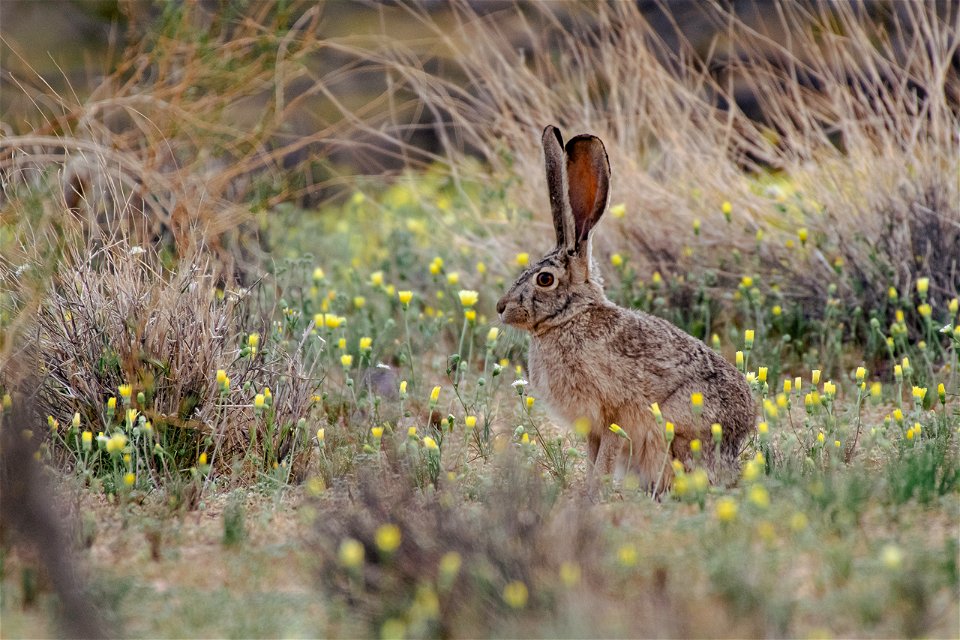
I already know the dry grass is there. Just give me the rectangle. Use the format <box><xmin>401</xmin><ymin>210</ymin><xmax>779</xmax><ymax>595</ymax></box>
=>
<box><xmin>29</xmin><ymin>235</ymin><xmax>317</xmax><ymax>482</ymax></box>
<box><xmin>354</xmin><ymin>1</ymin><xmax>959</xmax><ymax>316</ymax></box>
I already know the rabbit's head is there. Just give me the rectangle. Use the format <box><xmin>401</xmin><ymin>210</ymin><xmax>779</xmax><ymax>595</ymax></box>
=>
<box><xmin>496</xmin><ymin>125</ymin><xmax>611</xmax><ymax>334</ymax></box>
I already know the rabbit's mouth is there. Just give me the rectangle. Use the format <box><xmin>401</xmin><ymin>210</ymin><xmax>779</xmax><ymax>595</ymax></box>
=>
<box><xmin>498</xmin><ymin>304</ymin><xmax>530</xmax><ymax>329</ymax></box>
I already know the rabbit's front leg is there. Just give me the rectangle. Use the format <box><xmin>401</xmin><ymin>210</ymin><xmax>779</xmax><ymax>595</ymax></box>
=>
<box><xmin>593</xmin><ymin>429</ymin><xmax>622</xmax><ymax>478</ymax></box>
<box><xmin>584</xmin><ymin>429</ymin><xmax>620</xmax><ymax>501</ymax></box>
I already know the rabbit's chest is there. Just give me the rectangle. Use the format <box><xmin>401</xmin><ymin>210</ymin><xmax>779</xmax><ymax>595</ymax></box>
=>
<box><xmin>528</xmin><ymin>336</ymin><xmax>615</xmax><ymax>424</ymax></box>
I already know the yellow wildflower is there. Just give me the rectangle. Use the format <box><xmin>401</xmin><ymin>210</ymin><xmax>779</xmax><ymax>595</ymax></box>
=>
<box><xmin>617</xmin><ymin>544</ymin><xmax>638</xmax><ymax>567</ymax></box>
<box><xmin>106</xmin><ymin>433</ymin><xmax>128</xmax><ymax>455</ymax></box>
<box><xmin>881</xmin><ymin>545</ymin><xmax>903</xmax><ymax>570</ymax></box>
<box><xmin>610</xmin><ymin>203</ymin><xmax>626</xmax><ymax>218</ymax></box>
<box><xmin>690</xmin><ymin>392</ymin><xmax>704</xmax><ymax>409</ymax></box>
<box><xmin>573</xmin><ymin>417</ymin><xmax>591</xmax><ymax>437</ymax></box>
<box><xmin>375</xmin><ymin>524</ymin><xmax>402</xmax><ymax>553</ymax></box>
<box><xmin>560</xmin><ymin>562</ymin><xmax>581</xmax><ymax>587</ymax></box>
<box><xmin>458</xmin><ymin>290</ymin><xmax>479</xmax><ymax>307</ymax></box>
<box><xmin>715</xmin><ymin>497</ymin><xmax>738</xmax><ymax>522</ymax></box>
<box><xmin>341</xmin><ymin>354</ymin><xmax>353</xmax><ymax>368</ymax></box>
<box><xmin>649</xmin><ymin>403</ymin><xmax>663</xmax><ymax>422</ymax></box>
<box><xmin>339</xmin><ymin>538</ymin><xmax>364</xmax><ymax>568</ymax></box>
<box><xmin>691</xmin><ymin>468</ymin><xmax>709</xmax><ymax>492</ymax></box>
<box><xmin>515</xmin><ymin>252</ymin><xmax>529</xmax><ymax>267</ymax></box>
<box><xmin>502</xmin><ymin>581</ymin><xmax>528</xmax><ymax>608</ymax></box>
<box><xmin>398</xmin><ymin>290</ymin><xmax>413</xmax><ymax>306</ymax></box>
<box><xmin>790</xmin><ymin>512</ymin><xmax>808</xmax><ymax>532</ymax></box>
<box><xmin>748</xmin><ymin>484</ymin><xmax>769</xmax><ymax>508</ymax></box>
<box><xmin>440</xmin><ymin>551</ymin><xmax>462</xmax><ymax>580</ymax></box>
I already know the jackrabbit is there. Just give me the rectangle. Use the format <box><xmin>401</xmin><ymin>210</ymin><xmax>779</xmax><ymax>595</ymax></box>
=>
<box><xmin>496</xmin><ymin>125</ymin><xmax>755</xmax><ymax>490</ymax></box>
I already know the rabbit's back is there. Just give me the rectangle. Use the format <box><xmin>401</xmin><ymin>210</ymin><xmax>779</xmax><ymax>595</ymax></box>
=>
<box><xmin>529</xmin><ymin>302</ymin><xmax>754</xmax><ymax>466</ymax></box>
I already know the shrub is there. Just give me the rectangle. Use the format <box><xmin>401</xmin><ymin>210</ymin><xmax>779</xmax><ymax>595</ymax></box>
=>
<box><xmin>33</xmin><ymin>239</ymin><xmax>317</xmax><ymax>488</ymax></box>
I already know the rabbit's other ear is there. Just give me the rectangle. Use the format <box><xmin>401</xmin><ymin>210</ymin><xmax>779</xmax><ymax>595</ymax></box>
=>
<box><xmin>542</xmin><ymin>125</ymin><xmax>575</xmax><ymax>251</ymax></box>
<box><xmin>565</xmin><ymin>134</ymin><xmax>610</xmax><ymax>250</ymax></box>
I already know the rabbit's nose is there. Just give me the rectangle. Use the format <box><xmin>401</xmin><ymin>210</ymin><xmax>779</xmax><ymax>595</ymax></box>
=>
<box><xmin>496</xmin><ymin>297</ymin><xmax>507</xmax><ymax>314</ymax></box>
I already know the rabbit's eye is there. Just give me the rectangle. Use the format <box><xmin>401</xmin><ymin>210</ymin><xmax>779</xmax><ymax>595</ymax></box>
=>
<box><xmin>535</xmin><ymin>272</ymin><xmax>555</xmax><ymax>288</ymax></box>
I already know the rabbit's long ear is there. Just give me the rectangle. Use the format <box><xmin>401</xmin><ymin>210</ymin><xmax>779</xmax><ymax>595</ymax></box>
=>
<box><xmin>565</xmin><ymin>134</ymin><xmax>610</xmax><ymax>251</ymax></box>
<box><xmin>542</xmin><ymin>125</ymin><xmax>575</xmax><ymax>251</ymax></box>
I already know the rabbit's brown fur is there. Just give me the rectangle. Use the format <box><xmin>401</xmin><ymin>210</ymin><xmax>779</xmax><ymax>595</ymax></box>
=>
<box><xmin>497</xmin><ymin>126</ymin><xmax>755</xmax><ymax>490</ymax></box>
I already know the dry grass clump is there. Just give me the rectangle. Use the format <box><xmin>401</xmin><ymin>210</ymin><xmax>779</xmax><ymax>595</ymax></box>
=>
<box><xmin>0</xmin><ymin>2</ymin><xmax>372</xmax><ymax>276</ymax></box>
<box><xmin>30</xmin><ymin>237</ymin><xmax>316</xmax><ymax>482</ymax></box>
